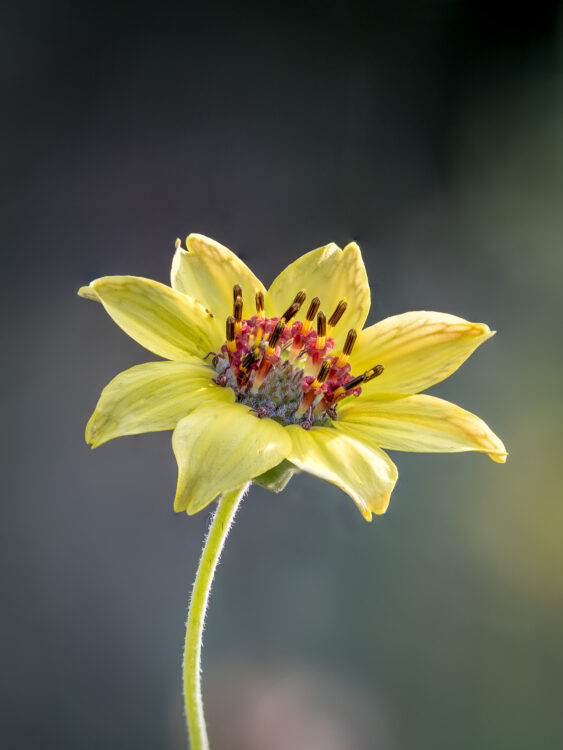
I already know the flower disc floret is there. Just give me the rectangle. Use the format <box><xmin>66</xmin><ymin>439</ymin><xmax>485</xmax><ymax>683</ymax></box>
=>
<box><xmin>208</xmin><ymin>285</ymin><xmax>383</xmax><ymax>430</ymax></box>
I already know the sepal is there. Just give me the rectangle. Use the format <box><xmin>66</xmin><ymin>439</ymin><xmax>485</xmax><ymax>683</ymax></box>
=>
<box><xmin>254</xmin><ymin>460</ymin><xmax>299</xmax><ymax>493</ymax></box>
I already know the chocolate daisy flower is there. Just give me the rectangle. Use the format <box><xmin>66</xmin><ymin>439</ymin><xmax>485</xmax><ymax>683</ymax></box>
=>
<box><xmin>80</xmin><ymin>233</ymin><xmax>506</xmax><ymax>750</ymax></box>
<box><xmin>80</xmin><ymin>234</ymin><xmax>506</xmax><ymax>521</ymax></box>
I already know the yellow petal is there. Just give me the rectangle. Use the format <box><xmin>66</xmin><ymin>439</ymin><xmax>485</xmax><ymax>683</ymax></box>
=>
<box><xmin>173</xmin><ymin>402</ymin><xmax>292</xmax><ymax>514</ymax></box>
<box><xmin>349</xmin><ymin>311</ymin><xmax>494</xmax><ymax>394</ymax></box>
<box><xmin>267</xmin><ymin>242</ymin><xmax>370</xmax><ymax>347</ymax></box>
<box><xmin>90</xmin><ymin>276</ymin><xmax>217</xmax><ymax>360</ymax></box>
<box><xmin>285</xmin><ymin>425</ymin><xmax>398</xmax><ymax>520</ymax></box>
<box><xmin>171</xmin><ymin>234</ymin><xmax>267</xmax><ymax>338</ymax></box>
<box><xmin>86</xmin><ymin>360</ymin><xmax>234</xmax><ymax>448</ymax></box>
<box><xmin>337</xmin><ymin>392</ymin><xmax>507</xmax><ymax>462</ymax></box>
<box><xmin>78</xmin><ymin>285</ymin><xmax>100</xmax><ymax>301</ymax></box>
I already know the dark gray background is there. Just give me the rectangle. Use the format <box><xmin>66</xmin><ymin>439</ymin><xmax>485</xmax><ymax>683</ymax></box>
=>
<box><xmin>2</xmin><ymin>1</ymin><xmax>562</xmax><ymax>748</ymax></box>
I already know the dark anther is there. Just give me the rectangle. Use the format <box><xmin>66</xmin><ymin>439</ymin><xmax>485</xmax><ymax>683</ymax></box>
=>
<box><xmin>268</xmin><ymin>318</ymin><xmax>286</xmax><ymax>350</ymax></box>
<box><xmin>316</xmin><ymin>359</ymin><xmax>331</xmax><ymax>384</ymax></box>
<box><xmin>293</xmin><ymin>289</ymin><xmax>306</xmax><ymax>306</ymax></box>
<box><xmin>226</xmin><ymin>316</ymin><xmax>235</xmax><ymax>341</ymax></box>
<box><xmin>281</xmin><ymin>301</ymin><xmax>301</xmax><ymax>323</ymax></box>
<box><xmin>364</xmin><ymin>364</ymin><xmax>384</xmax><ymax>382</ymax></box>
<box><xmin>317</xmin><ymin>311</ymin><xmax>326</xmax><ymax>338</ymax></box>
<box><xmin>342</xmin><ymin>329</ymin><xmax>357</xmax><ymax>356</ymax></box>
<box><xmin>233</xmin><ymin>284</ymin><xmax>242</xmax><ymax>303</ymax></box>
<box><xmin>305</xmin><ymin>297</ymin><xmax>321</xmax><ymax>321</ymax></box>
<box><xmin>241</xmin><ymin>350</ymin><xmax>258</xmax><ymax>372</ymax></box>
<box><xmin>328</xmin><ymin>299</ymin><xmax>348</xmax><ymax>328</ymax></box>
<box><xmin>344</xmin><ymin>373</ymin><xmax>366</xmax><ymax>391</ymax></box>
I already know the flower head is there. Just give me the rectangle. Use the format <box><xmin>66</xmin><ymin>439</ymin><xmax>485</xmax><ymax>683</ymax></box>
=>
<box><xmin>79</xmin><ymin>234</ymin><xmax>506</xmax><ymax>520</ymax></box>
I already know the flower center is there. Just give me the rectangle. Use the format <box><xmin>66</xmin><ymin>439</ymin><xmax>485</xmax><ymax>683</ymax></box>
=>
<box><xmin>208</xmin><ymin>287</ymin><xmax>383</xmax><ymax>429</ymax></box>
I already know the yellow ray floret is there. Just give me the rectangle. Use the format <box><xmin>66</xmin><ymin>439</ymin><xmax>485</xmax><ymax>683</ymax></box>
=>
<box><xmin>350</xmin><ymin>311</ymin><xmax>494</xmax><ymax>395</ymax></box>
<box><xmin>171</xmin><ymin>234</ymin><xmax>268</xmax><ymax>333</ymax></box>
<box><xmin>336</xmin><ymin>392</ymin><xmax>507</xmax><ymax>463</ymax></box>
<box><xmin>285</xmin><ymin>425</ymin><xmax>398</xmax><ymax>520</ymax></box>
<box><xmin>173</xmin><ymin>402</ymin><xmax>292</xmax><ymax>514</ymax></box>
<box><xmin>80</xmin><ymin>276</ymin><xmax>219</xmax><ymax>359</ymax></box>
<box><xmin>86</xmin><ymin>359</ymin><xmax>234</xmax><ymax>448</ymax></box>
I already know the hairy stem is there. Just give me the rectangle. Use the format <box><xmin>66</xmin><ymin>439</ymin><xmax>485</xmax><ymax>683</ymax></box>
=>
<box><xmin>183</xmin><ymin>484</ymin><xmax>248</xmax><ymax>750</ymax></box>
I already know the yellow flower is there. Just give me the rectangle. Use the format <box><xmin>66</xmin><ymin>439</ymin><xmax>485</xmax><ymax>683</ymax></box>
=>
<box><xmin>79</xmin><ymin>234</ymin><xmax>506</xmax><ymax>521</ymax></box>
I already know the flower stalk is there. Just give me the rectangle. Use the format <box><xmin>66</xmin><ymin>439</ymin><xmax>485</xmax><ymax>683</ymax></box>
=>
<box><xmin>183</xmin><ymin>483</ymin><xmax>249</xmax><ymax>750</ymax></box>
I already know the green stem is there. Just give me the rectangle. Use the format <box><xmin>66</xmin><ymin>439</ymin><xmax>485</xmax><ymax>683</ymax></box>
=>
<box><xmin>183</xmin><ymin>483</ymin><xmax>248</xmax><ymax>750</ymax></box>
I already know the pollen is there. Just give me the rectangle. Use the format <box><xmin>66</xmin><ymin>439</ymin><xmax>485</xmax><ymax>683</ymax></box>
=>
<box><xmin>212</xmin><ymin>284</ymin><xmax>384</xmax><ymax>428</ymax></box>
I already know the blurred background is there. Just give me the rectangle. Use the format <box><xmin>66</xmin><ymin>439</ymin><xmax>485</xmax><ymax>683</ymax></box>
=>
<box><xmin>2</xmin><ymin>1</ymin><xmax>562</xmax><ymax>748</ymax></box>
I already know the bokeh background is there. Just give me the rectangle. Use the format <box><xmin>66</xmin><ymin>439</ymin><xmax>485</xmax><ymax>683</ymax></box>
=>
<box><xmin>2</xmin><ymin>1</ymin><xmax>562</xmax><ymax>748</ymax></box>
